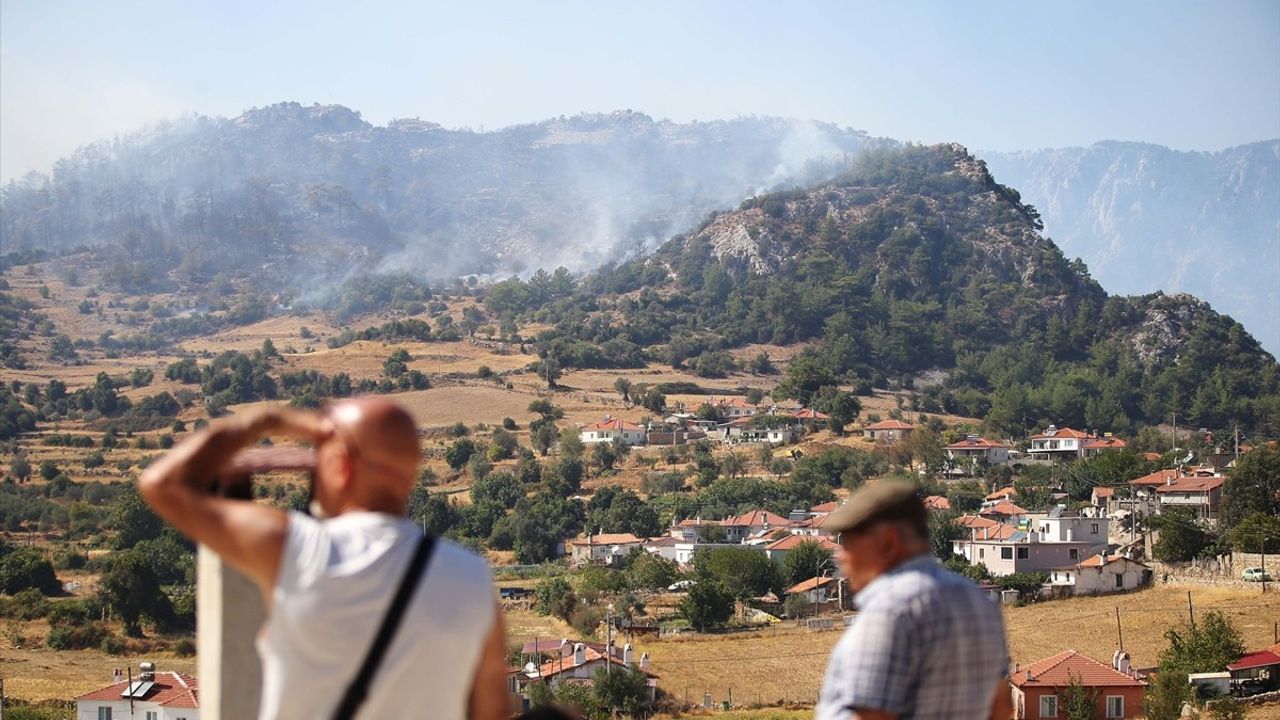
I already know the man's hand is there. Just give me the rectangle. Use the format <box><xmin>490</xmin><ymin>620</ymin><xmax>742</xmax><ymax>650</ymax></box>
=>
<box><xmin>139</xmin><ymin>406</ymin><xmax>326</xmax><ymax>599</ymax></box>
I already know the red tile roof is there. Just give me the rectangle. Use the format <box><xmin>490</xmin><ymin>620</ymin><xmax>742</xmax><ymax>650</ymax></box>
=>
<box><xmin>1155</xmin><ymin>476</ymin><xmax>1225</xmax><ymax>494</ymax></box>
<box><xmin>1030</xmin><ymin>427</ymin><xmax>1090</xmax><ymax>440</ymax></box>
<box><xmin>985</xmin><ymin>487</ymin><xmax>1017</xmax><ymax>501</ymax></box>
<box><xmin>957</xmin><ymin>514</ymin><xmax>1000</xmax><ymax>530</ymax></box>
<box><xmin>724</xmin><ymin>510</ymin><xmax>791</xmax><ymax>527</ymax></box>
<box><xmin>792</xmin><ymin>408</ymin><xmax>830</xmax><ymax>420</ymax></box>
<box><xmin>1130</xmin><ymin>469</ymin><xmax>1181</xmax><ymax>487</ymax></box>
<box><xmin>582</xmin><ymin>418</ymin><xmax>644</xmax><ymax>432</ymax></box>
<box><xmin>75</xmin><ymin>672</ymin><xmax>199</xmax><ymax>708</ymax></box>
<box><xmin>786</xmin><ymin>576</ymin><xmax>837</xmax><ymax>594</ymax></box>
<box><xmin>969</xmin><ymin>523</ymin><xmax>1019</xmax><ymax>541</ymax></box>
<box><xmin>946</xmin><ymin>437</ymin><xmax>1010</xmax><ymax>450</ymax></box>
<box><xmin>1011</xmin><ymin>650</ymin><xmax>1146</xmax><ymax>688</ymax></box>
<box><xmin>675</xmin><ymin>518</ymin><xmax>720</xmax><ymax>527</ymax></box>
<box><xmin>810</xmin><ymin>501</ymin><xmax>840</xmax><ymax>514</ymax></box>
<box><xmin>865</xmin><ymin>419</ymin><xmax>914</xmax><ymax>431</ymax></box>
<box><xmin>923</xmin><ymin>495</ymin><xmax>952</xmax><ymax>510</ymax></box>
<box><xmin>1092</xmin><ymin>487</ymin><xmax>1115</xmax><ymax>499</ymax></box>
<box><xmin>764</xmin><ymin>535</ymin><xmax>841</xmax><ymax>552</ymax></box>
<box><xmin>1227</xmin><ymin>650</ymin><xmax>1280</xmax><ymax>672</ymax></box>
<box><xmin>981</xmin><ymin>500</ymin><xmax>1030</xmax><ymax>516</ymax></box>
<box><xmin>569</xmin><ymin>533</ymin><xmax>645</xmax><ymax>546</ymax></box>
<box><xmin>1083</xmin><ymin>436</ymin><xmax>1127</xmax><ymax>450</ymax></box>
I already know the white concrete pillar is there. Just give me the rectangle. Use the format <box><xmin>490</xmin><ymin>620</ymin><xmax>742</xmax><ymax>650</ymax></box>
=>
<box><xmin>198</xmin><ymin>545</ymin><xmax>265</xmax><ymax>719</ymax></box>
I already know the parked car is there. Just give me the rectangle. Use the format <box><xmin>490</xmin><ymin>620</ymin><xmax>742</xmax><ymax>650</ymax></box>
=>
<box><xmin>1241</xmin><ymin>567</ymin><xmax>1273</xmax><ymax>582</ymax></box>
<box><xmin>667</xmin><ymin>579</ymin><xmax>696</xmax><ymax>592</ymax></box>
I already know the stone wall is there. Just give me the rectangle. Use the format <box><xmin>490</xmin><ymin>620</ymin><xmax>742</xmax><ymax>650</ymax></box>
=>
<box><xmin>1150</xmin><ymin>552</ymin><xmax>1276</xmax><ymax>588</ymax></box>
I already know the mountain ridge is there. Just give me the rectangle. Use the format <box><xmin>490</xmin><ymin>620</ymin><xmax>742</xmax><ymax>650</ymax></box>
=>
<box><xmin>1</xmin><ymin>102</ymin><xmax>1275</xmax><ymax>351</ymax></box>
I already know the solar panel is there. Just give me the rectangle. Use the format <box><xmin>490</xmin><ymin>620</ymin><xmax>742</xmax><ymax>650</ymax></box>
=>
<box><xmin>121</xmin><ymin>680</ymin><xmax>155</xmax><ymax>699</ymax></box>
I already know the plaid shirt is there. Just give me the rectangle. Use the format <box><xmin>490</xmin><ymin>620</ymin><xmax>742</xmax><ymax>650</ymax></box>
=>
<box><xmin>816</xmin><ymin>555</ymin><xmax>1010</xmax><ymax>720</ymax></box>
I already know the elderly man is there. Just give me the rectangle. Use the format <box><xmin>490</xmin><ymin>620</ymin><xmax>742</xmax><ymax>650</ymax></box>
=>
<box><xmin>140</xmin><ymin>399</ymin><xmax>509</xmax><ymax>720</ymax></box>
<box><xmin>816</xmin><ymin>481</ymin><xmax>1012</xmax><ymax>720</ymax></box>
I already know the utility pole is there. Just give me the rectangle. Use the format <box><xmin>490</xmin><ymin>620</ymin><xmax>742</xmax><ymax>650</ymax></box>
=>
<box><xmin>1115</xmin><ymin>607</ymin><xmax>1124</xmax><ymax>651</ymax></box>
<box><xmin>606</xmin><ymin>604</ymin><xmax>613</xmax><ymax>675</ymax></box>
<box><xmin>1262</xmin><ymin>533</ymin><xmax>1268</xmax><ymax>594</ymax></box>
<box><xmin>1187</xmin><ymin>591</ymin><xmax>1195</xmax><ymax>630</ymax></box>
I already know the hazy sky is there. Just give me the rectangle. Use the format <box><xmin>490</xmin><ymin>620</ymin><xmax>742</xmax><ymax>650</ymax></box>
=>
<box><xmin>2</xmin><ymin>0</ymin><xmax>1278</xmax><ymax>181</ymax></box>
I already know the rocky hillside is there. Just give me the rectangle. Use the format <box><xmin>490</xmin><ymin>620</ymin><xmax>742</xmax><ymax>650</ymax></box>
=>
<box><xmin>981</xmin><ymin>140</ymin><xmax>1280</xmax><ymax>355</ymax></box>
<box><xmin>572</xmin><ymin>144</ymin><xmax>1279</xmax><ymax>435</ymax></box>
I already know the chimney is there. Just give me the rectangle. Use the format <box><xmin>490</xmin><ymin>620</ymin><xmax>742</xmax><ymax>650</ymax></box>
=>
<box><xmin>113</xmin><ymin>668</ymin><xmax>123</xmax><ymax>684</ymax></box>
<box><xmin>560</xmin><ymin>638</ymin><xmax>571</xmax><ymax>657</ymax></box>
<box><xmin>640</xmin><ymin>652</ymin><xmax>650</xmax><ymax>672</ymax></box>
<box><xmin>624</xmin><ymin>643</ymin><xmax>634</xmax><ymax>666</ymax></box>
<box><xmin>573</xmin><ymin>643</ymin><xmax>586</xmax><ymax>667</ymax></box>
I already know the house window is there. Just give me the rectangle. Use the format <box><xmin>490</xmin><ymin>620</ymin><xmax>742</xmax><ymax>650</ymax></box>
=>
<box><xmin>1091</xmin><ymin>523</ymin><xmax>1100</xmax><ymax>534</ymax></box>
<box><xmin>1001</xmin><ymin>547</ymin><xmax>1013</xmax><ymax>560</ymax></box>
<box><xmin>98</xmin><ymin>709</ymin><xmax>113</xmax><ymax>720</ymax></box>
<box><xmin>1106</xmin><ymin>695</ymin><xmax>1124</xmax><ymax>718</ymax></box>
<box><xmin>1069</xmin><ymin>548</ymin><xmax>1079</xmax><ymax>560</ymax></box>
<box><xmin>1040</xmin><ymin>695</ymin><xmax>1058</xmax><ymax>717</ymax></box>
<box><xmin>1017</xmin><ymin>547</ymin><xmax>1029</xmax><ymax>560</ymax></box>
<box><xmin>146</xmin><ymin>713</ymin><xmax>158</xmax><ymax>720</ymax></box>
<box><xmin>1115</xmin><ymin>573</ymin><xmax>1124</xmax><ymax>589</ymax></box>
<box><xmin>979</xmin><ymin>548</ymin><xmax>985</xmax><ymax>559</ymax></box>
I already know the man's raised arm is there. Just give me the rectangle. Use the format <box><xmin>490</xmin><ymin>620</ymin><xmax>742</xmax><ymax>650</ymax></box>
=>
<box><xmin>138</xmin><ymin>407</ymin><xmax>329</xmax><ymax>594</ymax></box>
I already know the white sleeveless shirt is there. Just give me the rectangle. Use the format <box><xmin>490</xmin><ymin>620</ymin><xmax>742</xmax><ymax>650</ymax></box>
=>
<box><xmin>257</xmin><ymin>511</ymin><xmax>495</xmax><ymax>720</ymax></box>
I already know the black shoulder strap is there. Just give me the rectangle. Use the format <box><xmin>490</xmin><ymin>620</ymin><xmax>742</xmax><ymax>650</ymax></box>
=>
<box><xmin>333</xmin><ymin>533</ymin><xmax>437</xmax><ymax>720</ymax></box>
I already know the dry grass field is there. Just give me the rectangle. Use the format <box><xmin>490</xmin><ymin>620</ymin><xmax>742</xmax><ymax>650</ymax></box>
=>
<box><xmin>2</xmin><ymin>640</ymin><xmax>196</xmax><ymax>702</ymax></box>
<box><xmin>616</xmin><ymin>583</ymin><xmax>1280</xmax><ymax>709</ymax></box>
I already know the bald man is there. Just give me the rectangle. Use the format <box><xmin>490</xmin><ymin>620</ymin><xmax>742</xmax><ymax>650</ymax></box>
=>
<box><xmin>140</xmin><ymin>399</ymin><xmax>510</xmax><ymax>720</ymax></box>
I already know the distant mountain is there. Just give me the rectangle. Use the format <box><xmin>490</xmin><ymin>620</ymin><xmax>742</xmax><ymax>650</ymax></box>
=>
<box><xmin>576</xmin><ymin>144</ymin><xmax>1279</xmax><ymax>436</ymax></box>
<box><xmin>980</xmin><ymin>141</ymin><xmax>1280</xmax><ymax>355</ymax></box>
<box><xmin>0</xmin><ymin>103</ymin><xmax>887</xmax><ymax>285</ymax></box>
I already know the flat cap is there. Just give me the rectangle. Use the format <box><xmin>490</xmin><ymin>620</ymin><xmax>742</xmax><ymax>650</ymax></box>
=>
<box><xmin>824</xmin><ymin>479</ymin><xmax>924</xmax><ymax>534</ymax></box>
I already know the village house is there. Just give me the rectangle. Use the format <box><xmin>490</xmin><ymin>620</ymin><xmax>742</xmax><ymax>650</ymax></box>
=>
<box><xmin>1091</xmin><ymin>486</ymin><xmax>1117</xmax><ymax>515</ymax></box>
<box><xmin>673</xmin><ymin>541</ymin><xmax>765</xmax><ymax>567</ymax></box>
<box><xmin>722</xmin><ymin>416</ymin><xmax>794</xmax><ymax>444</ymax></box>
<box><xmin>786</xmin><ymin>575</ymin><xmax>838</xmax><ymax>604</ymax></box>
<box><xmin>75</xmin><ymin>665</ymin><xmax>199</xmax><ymax>720</ymax></box>
<box><xmin>1010</xmin><ymin>650</ymin><xmax>1145</xmax><ymax>719</ymax></box>
<box><xmin>979</xmin><ymin>500</ymin><xmax>1032</xmax><ymax>525</ymax></box>
<box><xmin>983</xmin><ymin>486</ymin><xmax>1018</xmax><ymax>506</ymax></box>
<box><xmin>862</xmin><ymin>419</ymin><xmax>914</xmax><ymax>443</ymax></box>
<box><xmin>763</xmin><ymin>534</ymin><xmax>841</xmax><ymax>566</ymax></box>
<box><xmin>1154</xmin><ymin>472</ymin><xmax>1225</xmax><ymax>521</ymax></box>
<box><xmin>1027</xmin><ymin>426</ymin><xmax>1126</xmax><ymax>460</ymax></box>
<box><xmin>566</xmin><ymin>532</ymin><xmax>646</xmax><ymax>567</ymax></box>
<box><xmin>721</xmin><ymin>509</ymin><xmax>791</xmax><ymax>542</ymax></box>
<box><xmin>526</xmin><ymin>642</ymin><xmax>657</xmax><ymax>702</ymax></box>
<box><xmin>578</xmin><ymin>417</ymin><xmax>647</xmax><ymax>446</ymax></box>
<box><xmin>790</xmin><ymin>407</ymin><xmax>830</xmax><ymax>427</ymax></box>
<box><xmin>954</xmin><ymin>508</ymin><xmax>1109</xmax><ymax>577</ymax></box>
<box><xmin>923</xmin><ymin>495</ymin><xmax>952</xmax><ymax>511</ymax></box>
<box><xmin>1048</xmin><ymin>554</ymin><xmax>1152</xmax><ymax>597</ymax></box>
<box><xmin>945</xmin><ymin>436</ymin><xmax>1011</xmax><ymax>474</ymax></box>
<box><xmin>714</xmin><ymin>396</ymin><xmax>760</xmax><ymax>419</ymax></box>
<box><xmin>670</xmin><ymin>517</ymin><xmax>721</xmax><ymax>543</ymax></box>
<box><xmin>645</xmin><ymin>426</ymin><xmax>706</xmax><ymax>446</ymax></box>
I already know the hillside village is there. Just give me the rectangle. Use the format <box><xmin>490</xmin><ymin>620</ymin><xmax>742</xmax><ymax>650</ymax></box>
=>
<box><xmin>0</xmin><ymin>143</ymin><xmax>1278</xmax><ymax>718</ymax></box>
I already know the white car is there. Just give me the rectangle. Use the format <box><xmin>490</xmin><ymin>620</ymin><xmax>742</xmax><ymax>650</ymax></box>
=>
<box><xmin>1242</xmin><ymin>567</ymin><xmax>1272</xmax><ymax>582</ymax></box>
<box><xmin>667</xmin><ymin>579</ymin><xmax>696</xmax><ymax>592</ymax></box>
